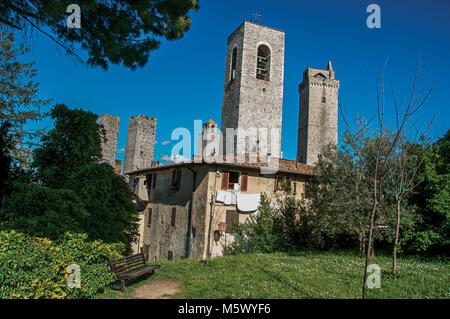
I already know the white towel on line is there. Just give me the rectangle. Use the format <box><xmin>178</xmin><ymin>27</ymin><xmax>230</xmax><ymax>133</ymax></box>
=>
<box><xmin>216</xmin><ymin>190</ymin><xmax>226</xmax><ymax>202</ymax></box>
<box><xmin>223</xmin><ymin>192</ymin><xmax>232</xmax><ymax>205</ymax></box>
<box><xmin>236</xmin><ymin>193</ymin><xmax>261</xmax><ymax>212</ymax></box>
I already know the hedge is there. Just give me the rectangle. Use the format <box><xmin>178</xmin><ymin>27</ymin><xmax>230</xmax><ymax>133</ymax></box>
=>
<box><xmin>0</xmin><ymin>231</ymin><xmax>125</xmax><ymax>299</ymax></box>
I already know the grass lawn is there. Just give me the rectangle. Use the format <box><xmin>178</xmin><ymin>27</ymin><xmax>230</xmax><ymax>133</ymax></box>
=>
<box><xmin>98</xmin><ymin>251</ymin><xmax>449</xmax><ymax>299</ymax></box>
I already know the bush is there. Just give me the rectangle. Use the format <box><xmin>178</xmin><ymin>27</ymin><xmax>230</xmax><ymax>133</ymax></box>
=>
<box><xmin>65</xmin><ymin>163</ymin><xmax>139</xmax><ymax>252</ymax></box>
<box><xmin>0</xmin><ymin>183</ymin><xmax>89</xmax><ymax>240</ymax></box>
<box><xmin>0</xmin><ymin>231</ymin><xmax>125</xmax><ymax>299</ymax></box>
<box><xmin>225</xmin><ymin>182</ymin><xmax>318</xmax><ymax>255</ymax></box>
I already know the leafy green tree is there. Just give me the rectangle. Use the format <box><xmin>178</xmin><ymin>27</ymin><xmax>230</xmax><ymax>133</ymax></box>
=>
<box><xmin>33</xmin><ymin>104</ymin><xmax>104</xmax><ymax>188</ymax></box>
<box><xmin>65</xmin><ymin>163</ymin><xmax>139</xmax><ymax>251</ymax></box>
<box><xmin>0</xmin><ymin>182</ymin><xmax>89</xmax><ymax>239</ymax></box>
<box><xmin>403</xmin><ymin>130</ymin><xmax>449</xmax><ymax>255</ymax></box>
<box><xmin>307</xmin><ymin>143</ymin><xmax>372</xmax><ymax>254</ymax></box>
<box><xmin>0</xmin><ymin>30</ymin><xmax>50</xmax><ymax>164</ymax></box>
<box><xmin>0</xmin><ymin>121</ymin><xmax>13</xmax><ymax>201</ymax></box>
<box><xmin>0</xmin><ymin>0</ymin><xmax>200</xmax><ymax>70</ymax></box>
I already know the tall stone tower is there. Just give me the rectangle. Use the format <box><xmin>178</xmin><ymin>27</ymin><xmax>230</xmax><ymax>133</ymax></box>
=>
<box><xmin>97</xmin><ymin>114</ymin><xmax>120</xmax><ymax>166</ymax></box>
<box><xmin>123</xmin><ymin>115</ymin><xmax>157</xmax><ymax>174</ymax></box>
<box><xmin>220</xmin><ymin>21</ymin><xmax>285</xmax><ymax>157</ymax></box>
<box><xmin>297</xmin><ymin>61</ymin><xmax>339</xmax><ymax>165</ymax></box>
<box><xmin>197</xmin><ymin>119</ymin><xmax>220</xmax><ymax>157</ymax></box>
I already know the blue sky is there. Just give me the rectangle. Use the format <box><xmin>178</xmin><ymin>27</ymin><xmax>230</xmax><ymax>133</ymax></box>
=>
<box><xmin>19</xmin><ymin>0</ymin><xmax>450</xmax><ymax>163</ymax></box>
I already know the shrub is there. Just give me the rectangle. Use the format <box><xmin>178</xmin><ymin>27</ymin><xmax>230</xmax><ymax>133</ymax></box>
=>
<box><xmin>0</xmin><ymin>231</ymin><xmax>125</xmax><ymax>299</ymax></box>
<box><xmin>0</xmin><ymin>183</ymin><xmax>89</xmax><ymax>240</ymax></box>
<box><xmin>65</xmin><ymin>163</ymin><xmax>139</xmax><ymax>252</ymax></box>
<box><xmin>226</xmin><ymin>182</ymin><xmax>318</xmax><ymax>255</ymax></box>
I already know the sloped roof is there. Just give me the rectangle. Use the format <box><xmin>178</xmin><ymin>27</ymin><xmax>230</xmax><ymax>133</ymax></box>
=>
<box><xmin>127</xmin><ymin>153</ymin><xmax>314</xmax><ymax>176</ymax></box>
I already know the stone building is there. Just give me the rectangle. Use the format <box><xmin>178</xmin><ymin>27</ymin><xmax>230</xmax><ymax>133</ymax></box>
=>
<box><xmin>123</xmin><ymin>115</ymin><xmax>157</xmax><ymax>174</ymax></box>
<box><xmin>127</xmin><ymin>156</ymin><xmax>313</xmax><ymax>260</ymax></box>
<box><xmin>97</xmin><ymin>114</ymin><xmax>120</xmax><ymax>167</ymax></box>
<box><xmin>220</xmin><ymin>21</ymin><xmax>285</xmax><ymax>158</ymax></box>
<box><xmin>112</xmin><ymin>20</ymin><xmax>340</xmax><ymax>260</ymax></box>
<box><xmin>197</xmin><ymin>119</ymin><xmax>220</xmax><ymax>158</ymax></box>
<box><xmin>297</xmin><ymin>62</ymin><xmax>339</xmax><ymax>165</ymax></box>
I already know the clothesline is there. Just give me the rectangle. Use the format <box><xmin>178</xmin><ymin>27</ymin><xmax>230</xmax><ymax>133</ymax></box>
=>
<box><xmin>215</xmin><ymin>190</ymin><xmax>261</xmax><ymax>212</ymax></box>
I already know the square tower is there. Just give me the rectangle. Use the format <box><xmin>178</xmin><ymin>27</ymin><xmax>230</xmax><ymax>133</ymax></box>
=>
<box><xmin>97</xmin><ymin>114</ymin><xmax>120</xmax><ymax>167</ymax></box>
<box><xmin>123</xmin><ymin>115</ymin><xmax>157</xmax><ymax>174</ymax></box>
<box><xmin>297</xmin><ymin>61</ymin><xmax>339</xmax><ymax>165</ymax></box>
<box><xmin>220</xmin><ymin>21</ymin><xmax>285</xmax><ymax>157</ymax></box>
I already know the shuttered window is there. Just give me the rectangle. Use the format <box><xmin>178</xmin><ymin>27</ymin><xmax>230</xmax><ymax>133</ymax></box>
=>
<box><xmin>221</xmin><ymin>171</ymin><xmax>229</xmax><ymax>190</ymax></box>
<box><xmin>171</xmin><ymin>207</ymin><xmax>176</xmax><ymax>227</ymax></box>
<box><xmin>153</xmin><ymin>174</ymin><xmax>157</xmax><ymax>188</ymax></box>
<box><xmin>240</xmin><ymin>173</ymin><xmax>248</xmax><ymax>192</ymax></box>
<box><xmin>146</xmin><ymin>174</ymin><xmax>153</xmax><ymax>189</ymax></box>
<box><xmin>225</xmin><ymin>210</ymin><xmax>239</xmax><ymax>233</ymax></box>
<box><xmin>171</xmin><ymin>169</ymin><xmax>181</xmax><ymax>190</ymax></box>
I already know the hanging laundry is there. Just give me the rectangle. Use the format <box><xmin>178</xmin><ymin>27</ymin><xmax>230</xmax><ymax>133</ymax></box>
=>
<box><xmin>236</xmin><ymin>193</ymin><xmax>261</xmax><ymax>212</ymax></box>
<box><xmin>216</xmin><ymin>190</ymin><xmax>227</xmax><ymax>202</ymax></box>
<box><xmin>223</xmin><ymin>191</ymin><xmax>232</xmax><ymax>205</ymax></box>
<box><xmin>231</xmin><ymin>192</ymin><xmax>237</xmax><ymax>205</ymax></box>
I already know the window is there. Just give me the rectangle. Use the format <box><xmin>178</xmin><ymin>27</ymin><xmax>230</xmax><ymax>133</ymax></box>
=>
<box><xmin>131</xmin><ymin>177</ymin><xmax>139</xmax><ymax>191</ymax></box>
<box><xmin>221</xmin><ymin>170</ymin><xmax>246</xmax><ymax>190</ymax></box>
<box><xmin>147</xmin><ymin>208</ymin><xmax>152</xmax><ymax>226</ymax></box>
<box><xmin>275</xmin><ymin>176</ymin><xmax>292</xmax><ymax>191</ymax></box>
<box><xmin>146</xmin><ymin>174</ymin><xmax>153</xmax><ymax>189</ymax></box>
<box><xmin>171</xmin><ymin>169</ymin><xmax>181</xmax><ymax>190</ymax></box>
<box><xmin>225</xmin><ymin>210</ymin><xmax>239</xmax><ymax>233</ymax></box>
<box><xmin>153</xmin><ymin>174</ymin><xmax>157</xmax><ymax>188</ymax></box>
<box><xmin>171</xmin><ymin>207</ymin><xmax>176</xmax><ymax>227</ymax></box>
<box><xmin>230</xmin><ymin>47</ymin><xmax>237</xmax><ymax>82</ymax></box>
<box><xmin>229</xmin><ymin>171</ymin><xmax>239</xmax><ymax>188</ymax></box>
<box><xmin>256</xmin><ymin>45</ymin><xmax>270</xmax><ymax>81</ymax></box>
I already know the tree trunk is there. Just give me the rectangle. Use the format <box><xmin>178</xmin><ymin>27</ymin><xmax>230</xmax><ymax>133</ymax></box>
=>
<box><xmin>370</xmin><ymin>239</ymin><xmax>375</xmax><ymax>258</ymax></box>
<box><xmin>393</xmin><ymin>199</ymin><xmax>401</xmax><ymax>273</ymax></box>
<box><xmin>363</xmin><ymin>180</ymin><xmax>378</xmax><ymax>299</ymax></box>
<box><xmin>359</xmin><ymin>233</ymin><xmax>363</xmax><ymax>257</ymax></box>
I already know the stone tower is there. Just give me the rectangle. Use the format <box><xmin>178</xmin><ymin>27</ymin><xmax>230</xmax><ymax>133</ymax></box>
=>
<box><xmin>123</xmin><ymin>115</ymin><xmax>157</xmax><ymax>174</ymax></box>
<box><xmin>97</xmin><ymin>114</ymin><xmax>120</xmax><ymax>166</ymax></box>
<box><xmin>197</xmin><ymin>119</ymin><xmax>220</xmax><ymax>158</ymax></box>
<box><xmin>297</xmin><ymin>61</ymin><xmax>339</xmax><ymax>165</ymax></box>
<box><xmin>220</xmin><ymin>21</ymin><xmax>285</xmax><ymax>157</ymax></box>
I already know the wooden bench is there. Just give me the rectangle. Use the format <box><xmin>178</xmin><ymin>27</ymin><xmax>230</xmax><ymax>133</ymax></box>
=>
<box><xmin>108</xmin><ymin>253</ymin><xmax>160</xmax><ymax>292</ymax></box>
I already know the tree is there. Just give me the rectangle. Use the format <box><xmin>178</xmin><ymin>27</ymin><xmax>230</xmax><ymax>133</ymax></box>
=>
<box><xmin>33</xmin><ymin>104</ymin><xmax>104</xmax><ymax>188</ymax></box>
<box><xmin>341</xmin><ymin>60</ymin><xmax>432</xmax><ymax>298</ymax></box>
<box><xmin>307</xmin><ymin>143</ymin><xmax>372</xmax><ymax>254</ymax></box>
<box><xmin>0</xmin><ymin>30</ymin><xmax>49</xmax><ymax>164</ymax></box>
<box><xmin>0</xmin><ymin>121</ymin><xmax>13</xmax><ymax>201</ymax></box>
<box><xmin>65</xmin><ymin>163</ymin><xmax>139</xmax><ymax>252</ymax></box>
<box><xmin>403</xmin><ymin>130</ymin><xmax>450</xmax><ymax>255</ymax></box>
<box><xmin>385</xmin><ymin>134</ymin><xmax>430</xmax><ymax>273</ymax></box>
<box><xmin>0</xmin><ymin>182</ymin><xmax>89</xmax><ymax>239</ymax></box>
<box><xmin>0</xmin><ymin>0</ymin><xmax>200</xmax><ymax>70</ymax></box>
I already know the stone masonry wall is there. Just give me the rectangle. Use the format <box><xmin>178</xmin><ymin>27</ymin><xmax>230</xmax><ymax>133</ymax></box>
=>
<box><xmin>97</xmin><ymin>114</ymin><xmax>120</xmax><ymax>166</ymax></box>
<box><xmin>123</xmin><ymin>115</ymin><xmax>157</xmax><ymax>174</ymax></box>
<box><xmin>297</xmin><ymin>67</ymin><xmax>339</xmax><ymax>165</ymax></box>
<box><xmin>221</xmin><ymin>21</ymin><xmax>285</xmax><ymax>157</ymax></box>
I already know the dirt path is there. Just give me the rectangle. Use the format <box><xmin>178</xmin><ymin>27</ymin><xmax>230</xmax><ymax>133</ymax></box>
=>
<box><xmin>129</xmin><ymin>280</ymin><xmax>182</xmax><ymax>299</ymax></box>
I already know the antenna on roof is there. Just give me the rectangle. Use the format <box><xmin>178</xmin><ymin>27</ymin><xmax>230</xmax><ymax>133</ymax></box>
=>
<box><xmin>251</xmin><ymin>10</ymin><xmax>262</xmax><ymax>24</ymax></box>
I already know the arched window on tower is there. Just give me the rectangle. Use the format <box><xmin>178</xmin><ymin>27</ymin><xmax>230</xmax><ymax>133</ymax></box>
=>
<box><xmin>256</xmin><ymin>45</ymin><xmax>270</xmax><ymax>81</ymax></box>
<box><xmin>230</xmin><ymin>47</ymin><xmax>237</xmax><ymax>82</ymax></box>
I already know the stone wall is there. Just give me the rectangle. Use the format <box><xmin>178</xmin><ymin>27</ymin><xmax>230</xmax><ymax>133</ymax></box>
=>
<box><xmin>297</xmin><ymin>66</ymin><xmax>339</xmax><ymax>165</ymax></box>
<box><xmin>97</xmin><ymin>114</ymin><xmax>120</xmax><ymax>166</ymax></box>
<box><xmin>123</xmin><ymin>115</ymin><xmax>157</xmax><ymax>174</ymax></box>
<box><xmin>221</xmin><ymin>21</ymin><xmax>285</xmax><ymax>157</ymax></box>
